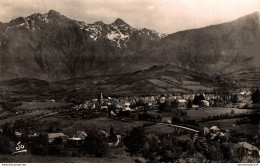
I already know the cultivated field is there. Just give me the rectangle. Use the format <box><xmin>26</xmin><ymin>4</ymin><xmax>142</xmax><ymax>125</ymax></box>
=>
<box><xmin>17</xmin><ymin>102</ymin><xmax>72</xmax><ymax>110</ymax></box>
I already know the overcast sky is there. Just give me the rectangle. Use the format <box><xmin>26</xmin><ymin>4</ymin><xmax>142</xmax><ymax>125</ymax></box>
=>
<box><xmin>0</xmin><ymin>0</ymin><xmax>260</xmax><ymax>33</ymax></box>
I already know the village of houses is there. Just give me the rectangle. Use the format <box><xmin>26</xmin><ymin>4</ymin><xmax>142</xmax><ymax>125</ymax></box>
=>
<box><xmin>0</xmin><ymin>89</ymin><xmax>259</xmax><ymax>162</ymax></box>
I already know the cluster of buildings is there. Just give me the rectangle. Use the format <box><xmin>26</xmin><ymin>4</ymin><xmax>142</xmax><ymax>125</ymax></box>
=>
<box><xmin>72</xmin><ymin>90</ymin><xmax>253</xmax><ymax>113</ymax></box>
<box><xmin>73</xmin><ymin>93</ymin><xmax>158</xmax><ymax>112</ymax></box>
<box><xmin>46</xmin><ymin>129</ymin><xmax>120</xmax><ymax>147</ymax></box>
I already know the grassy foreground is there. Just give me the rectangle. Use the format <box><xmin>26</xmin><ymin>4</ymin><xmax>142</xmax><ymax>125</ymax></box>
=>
<box><xmin>0</xmin><ymin>154</ymin><xmax>134</xmax><ymax>163</ymax></box>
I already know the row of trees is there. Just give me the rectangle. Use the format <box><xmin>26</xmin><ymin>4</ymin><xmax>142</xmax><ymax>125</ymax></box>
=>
<box><xmin>200</xmin><ymin>112</ymin><xmax>257</xmax><ymax>122</ymax></box>
<box><xmin>236</xmin><ymin>113</ymin><xmax>259</xmax><ymax>125</ymax></box>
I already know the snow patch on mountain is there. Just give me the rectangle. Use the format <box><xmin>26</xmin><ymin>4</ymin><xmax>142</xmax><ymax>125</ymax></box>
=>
<box><xmin>42</xmin><ymin>15</ymin><xmax>50</xmax><ymax>23</ymax></box>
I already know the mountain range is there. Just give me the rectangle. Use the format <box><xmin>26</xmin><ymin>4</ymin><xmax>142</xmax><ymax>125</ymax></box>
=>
<box><xmin>0</xmin><ymin>10</ymin><xmax>259</xmax><ymax>95</ymax></box>
<box><xmin>0</xmin><ymin>10</ymin><xmax>167</xmax><ymax>81</ymax></box>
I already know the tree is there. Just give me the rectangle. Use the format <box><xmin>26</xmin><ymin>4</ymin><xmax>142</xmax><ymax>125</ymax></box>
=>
<box><xmin>198</xmin><ymin>94</ymin><xmax>205</xmax><ymax>101</ymax></box>
<box><xmin>183</xmin><ymin>139</ymin><xmax>195</xmax><ymax>155</ymax></box>
<box><xmin>0</xmin><ymin>135</ymin><xmax>11</xmax><ymax>154</ymax></box>
<box><xmin>251</xmin><ymin>88</ymin><xmax>260</xmax><ymax>104</ymax></box>
<box><xmin>157</xmin><ymin>133</ymin><xmax>182</xmax><ymax>162</ymax></box>
<box><xmin>108</xmin><ymin>126</ymin><xmax>117</xmax><ymax>143</ymax></box>
<box><xmin>109</xmin><ymin>126</ymin><xmax>114</xmax><ymax>136</ymax></box>
<box><xmin>187</xmin><ymin>100</ymin><xmax>193</xmax><ymax>108</ymax></box>
<box><xmin>3</xmin><ymin>122</ymin><xmax>13</xmax><ymax>138</ymax></box>
<box><xmin>204</xmin><ymin>143</ymin><xmax>223</xmax><ymax>161</ymax></box>
<box><xmin>123</xmin><ymin>126</ymin><xmax>146</xmax><ymax>155</ymax></box>
<box><xmin>142</xmin><ymin>133</ymin><xmax>161</xmax><ymax>162</ymax></box>
<box><xmin>171</xmin><ymin>100</ymin><xmax>178</xmax><ymax>110</ymax></box>
<box><xmin>234</xmin><ymin>147</ymin><xmax>246</xmax><ymax>161</ymax></box>
<box><xmin>158</xmin><ymin>103</ymin><xmax>165</xmax><ymax>112</ymax></box>
<box><xmin>30</xmin><ymin>133</ymin><xmax>48</xmax><ymax>155</ymax></box>
<box><xmin>231</xmin><ymin>109</ymin><xmax>235</xmax><ymax>115</ymax></box>
<box><xmin>84</xmin><ymin>129</ymin><xmax>109</xmax><ymax>157</ymax></box>
<box><xmin>48</xmin><ymin>126</ymin><xmax>53</xmax><ymax>133</ymax></box>
<box><xmin>231</xmin><ymin>94</ymin><xmax>239</xmax><ymax>103</ymax></box>
<box><xmin>172</xmin><ymin>116</ymin><xmax>182</xmax><ymax>125</ymax></box>
<box><xmin>193</xmin><ymin>95</ymin><xmax>200</xmax><ymax>105</ymax></box>
<box><xmin>3</xmin><ymin>123</ymin><xmax>9</xmax><ymax>136</ymax></box>
<box><xmin>220</xmin><ymin>144</ymin><xmax>233</xmax><ymax>161</ymax></box>
<box><xmin>158</xmin><ymin>137</ymin><xmax>176</xmax><ymax>162</ymax></box>
<box><xmin>38</xmin><ymin>133</ymin><xmax>48</xmax><ymax>146</ymax></box>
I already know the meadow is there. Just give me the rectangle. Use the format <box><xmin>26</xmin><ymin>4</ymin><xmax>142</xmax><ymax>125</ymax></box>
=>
<box><xmin>35</xmin><ymin>116</ymin><xmax>147</xmax><ymax>135</ymax></box>
<box><xmin>183</xmin><ymin>107</ymin><xmax>256</xmax><ymax>121</ymax></box>
<box><xmin>200</xmin><ymin>118</ymin><xmax>259</xmax><ymax>135</ymax></box>
<box><xmin>0</xmin><ymin>110</ymin><xmax>55</xmax><ymax>126</ymax></box>
<box><xmin>0</xmin><ymin>151</ymin><xmax>134</xmax><ymax>163</ymax></box>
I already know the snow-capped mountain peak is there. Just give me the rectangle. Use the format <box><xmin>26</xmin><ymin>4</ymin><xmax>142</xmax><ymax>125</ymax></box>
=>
<box><xmin>70</xmin><ymin>17</ymin><xmax>164</xmax><ymax>48</ymax></box>
<box><xmin>2</xmin><ymin>10</ymin><xmax>166</xmax><ymax>49</ymax></box>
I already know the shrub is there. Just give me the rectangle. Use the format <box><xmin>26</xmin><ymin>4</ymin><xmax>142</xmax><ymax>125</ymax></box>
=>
<box><xmin>204</xmin><ymin>143</ymin><xmax>223</xmax><ymax>161</ymax></box>
<box><xmin>234</xmin><ymin>147</ymin><xmax>247</xmax><ymax>161</ymax></box>
<box><xmin>171</xmin><ymin>116</ymin><xmax>182</xmax><ymax>125</ymax></box>
<box><xmin>31</xmin><ymin>144</ymin><xmax>47</xmax><ymax>155</ymax></box>
<box><xmin>48</xmin><ymin>145</ymin><xmax>61</xmax><ymax>156</ymax></box>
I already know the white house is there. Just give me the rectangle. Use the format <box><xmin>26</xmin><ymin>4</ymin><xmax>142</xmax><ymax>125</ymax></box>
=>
<box><xmin>200</xmin><ymin>100</ymin><xmax>209</xmax><ymax>107</ymax></box>
<box><xmin>210</xmin><ymin>126</ymin><xmax>220</xmax><ymax>133</ymax></box>
<box><xmin>50</xmin><ymin>99</ymin><xmax>56</xmax><ymax>103</ymax></box>
<box><xmin>68</xmin><ymin>131</ymin><xmax>87</xmax><ymax>145</ymax></box>
<box><xmin>123</xmin><ymin>102</ymin><xmax>131</xmax><ymax>111</ymax></box>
